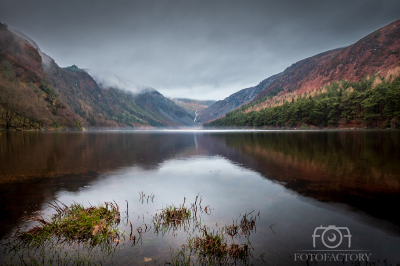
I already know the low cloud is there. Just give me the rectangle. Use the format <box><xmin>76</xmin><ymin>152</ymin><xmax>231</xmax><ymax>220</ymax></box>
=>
<box><xmin>87</xmin><ymin>69</ymin><xmax>143</xmax><ymax>93</ymax></box>
<box><xmin>2</xmin><ymin>0</ymin><xmax>400</xmax><ymax>100</ymax></box>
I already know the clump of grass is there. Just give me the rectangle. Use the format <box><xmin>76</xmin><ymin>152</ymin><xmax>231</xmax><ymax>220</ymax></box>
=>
<box><xmin>152</xmin><ymin>201</ymin><xmax>191</xmax><ymax>234</ymax></box>
<box><xmin>238</xmin><ymin>211</ymin><xmax>256</xmax><ymax>236</ymax></box>
<box><xmin>162</xmin><ymin>205</ymin><xmax>191</xmax><ymax>224</ymax></box>
<box><xmin>15</xmin><ymin>201</ymin><xmax>120</xmax><ymax>246</ymax></box>
<box><xmin>225</xmin><ymin>223</ymin><xmax>238</xmax><ymax>237</ymax></box>
<box><xmin>225</xmin><ymin>211</ymin><xmax>257</xmax><ymax>238</ymax></box>
<box><xmin>191</xmin><ymin>229</ymin><xmax>228</xmax><ymax>258</ymax></box>
<box><xmin>187</xmin><ymin>227</ymin><xmax>250</xmax><ymax>263</ymax></box>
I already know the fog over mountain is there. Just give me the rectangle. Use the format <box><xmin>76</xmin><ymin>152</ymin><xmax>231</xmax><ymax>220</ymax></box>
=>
<box><xmin>1</xmin><ymin>0</ymin><xmax>400</xmax><ymax>100</ymax></box>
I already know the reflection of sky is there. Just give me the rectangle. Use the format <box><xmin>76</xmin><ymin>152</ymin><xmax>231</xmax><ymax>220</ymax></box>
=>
<box><xmin>51</xmin><ymin>157</ymin><xmax>400</xmax><ymax>265</ymax></box>
<box><xmin>1</xmin><ymin>131</ymin><xmax>400</xmax><ymax>265</ymax></box>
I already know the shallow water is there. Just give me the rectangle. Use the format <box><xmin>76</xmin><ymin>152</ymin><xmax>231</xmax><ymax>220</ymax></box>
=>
<box><xmin>0</xmin><ymin>130</ymin><xmax>399</xmax><ymax>265</ymax></box>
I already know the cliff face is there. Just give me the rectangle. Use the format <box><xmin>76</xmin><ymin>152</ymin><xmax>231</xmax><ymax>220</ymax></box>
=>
<box><xmin>198</xmin><ymin>73</ymin><xmax>281</xmax><ymax>123</ymax></box>
<box><xmin>255</xmin><ymin>19</ymin><xmax>400</xmax><ymax>100</ymax></box>
<box><xmin>0</xmin><ymin>22</ymin><xmax>196</xmax><ymax>130</ymax></box>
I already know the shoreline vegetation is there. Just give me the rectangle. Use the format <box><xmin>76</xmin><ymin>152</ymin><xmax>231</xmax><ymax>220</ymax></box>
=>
<box><xmin>2</xmin><ymin>195</ymin><xmax>260</xmax><ymax>265</ymax></box>
<box><xmin>205</xmin><ymin>75</ymin><xmax>400</xmax><ymax>130</ymax></box>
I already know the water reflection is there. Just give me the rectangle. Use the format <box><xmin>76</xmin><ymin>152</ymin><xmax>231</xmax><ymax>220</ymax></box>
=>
<box><xmin>203</xmin><ymin>131</ymin><xmax>400</xmax><ymax>229</ymax></box>
<box><xmin>0</xmin><ymin>130</ymin><xmax>399</xmax><ymax>265</ymax></box>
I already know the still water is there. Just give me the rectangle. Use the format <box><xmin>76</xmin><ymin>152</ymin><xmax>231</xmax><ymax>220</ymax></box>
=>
<box><xmin>0</xmin><ymin>130</ymin><xmax>399</xmax><ymax>265</ymax></box>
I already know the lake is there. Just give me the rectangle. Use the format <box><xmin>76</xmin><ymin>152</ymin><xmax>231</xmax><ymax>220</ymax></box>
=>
<box><xmin>0</xmin><ymin>130</ymin><xmax>399</xmax><ymax>265</ymax></box>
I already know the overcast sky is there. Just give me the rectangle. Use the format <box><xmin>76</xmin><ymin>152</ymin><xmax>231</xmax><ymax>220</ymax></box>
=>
<box><xmin>1</xmin><ymin>0</ymin><xmax>399</xmax><ymax>100</ymax></box>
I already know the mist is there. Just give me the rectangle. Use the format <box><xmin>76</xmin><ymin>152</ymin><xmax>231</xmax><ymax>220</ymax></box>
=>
<box><xmin>87</xmin><ymin>69</ymin><xmax>142</xmax><ymax>93</ymax></box>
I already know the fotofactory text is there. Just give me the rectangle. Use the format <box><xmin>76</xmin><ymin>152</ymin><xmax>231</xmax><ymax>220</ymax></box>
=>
<box><xmin>294</xmin><ymin>225</ymin><xmax>372</xmax><ymax>262</ymax></box>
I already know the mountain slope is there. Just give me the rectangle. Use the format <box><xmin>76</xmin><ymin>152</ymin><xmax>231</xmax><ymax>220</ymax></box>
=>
<box><xmin>253</xmin><ymin>19</ymin><xmax>400</xmax><ymax>106</ymax></box>
<box><xmin>45</xmin><ymin>62</ymin><xmax>196</xmax><ymax>128</ymax></box>
<box><xmin>0</xmin><ymin>23</ymin><xmax>80</xmax><ymax>130</ymax></box>
<box><xmin>198</xmin><ymin>73</ymin><xmax>281</xmax><ymax>123</ymax></box>
<box><xmin>172</xmin><ymin>98</ymin><xmax>215</xmax><ymax>115</ymax></box>
<box><xmin>206</xmin><ymin>19</ymin><xmax>400</xmax><ymax>129</ymax></box>
<box><xmin>134</xmin><ymin>90</ymin><xmax>197</xmax><ymax>127</ymax></box>
<box><xmin>0</xmin><ymin>22</ymin><xmax>196</xmax><ymax>130</ymax></box>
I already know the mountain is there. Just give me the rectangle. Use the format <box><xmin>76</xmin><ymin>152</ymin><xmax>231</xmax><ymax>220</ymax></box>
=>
<box><xmin>197</xmin><ymin>73</ymin><xmax>281</xmax><ymax>123</ymax></box>
<box><xmin>44</xmin><ymin>62</ymin><xmax>197</xmax><ymax>128</ymax></box>
<box><xmin>0</xmin><ymin>22</ymin><xmax>196</xmax><ymax>130</ymax></box>
<box><xmin>172</xmin><ymin>98</ymin><xmax>215</xmax><ymax>115</ymax></box>
<box><xmin>251</xmin><ymin>19</ymin><xmax>400</xmax><ymax>110</ymax></box>
<box><xmin>206</xmin><ymin>19</ymin><xmax>400</xmax><ymax>129</ymax></box>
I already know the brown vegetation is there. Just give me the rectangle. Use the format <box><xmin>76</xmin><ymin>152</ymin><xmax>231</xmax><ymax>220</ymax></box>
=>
<box><xmin>249</xmin><ymin>19</ymin><xmax>400</xmax><ymax>113</ymax></box>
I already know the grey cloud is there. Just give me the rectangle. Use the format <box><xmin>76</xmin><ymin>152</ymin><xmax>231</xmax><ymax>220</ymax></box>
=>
<box><xmin>0</xmin><ymin>0</ymin><xmax>399</xmax><ymax>100</ymax></box>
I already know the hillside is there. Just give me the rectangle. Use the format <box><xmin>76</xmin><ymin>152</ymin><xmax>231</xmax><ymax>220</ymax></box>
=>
<box><xmin>198</xmin><ymin>73</ymin><xmax>281</xmax><ymax>123</ymax></box>
<box><xmin>45</xmin><ymin>62</ymin><xmax>196</xmax><ymax>128</ymax></box>
<box><xmin>172</xmin><ymin>98</ymin><xmax>215</xmax><ymax>115</ymax></box>
<box><xmin>0</xmin><ymin>23</ymin><xmax>80</xmax><ymax>130</ymax></box>
<box><xmin>206</xmin><ymin>19</ymin><xmax>400</xmax><ymax>129</ymax></box>
<box><xmin>0</xmin><ymin>22</ymin><xmax>196</xmax><ymax>130</ymax></box>
<box><xmin>250</xmin><ymin>19</ymin><xmax>400</xmax><ymax>110</ymax></box>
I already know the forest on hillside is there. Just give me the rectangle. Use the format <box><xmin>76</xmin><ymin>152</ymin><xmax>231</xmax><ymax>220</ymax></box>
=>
<box><xmin>0</xmin><ymin>60</ymin><xmax>81</xmax><ymax>130</ymax></box>
<box><xmin>205</xmin><ymin>76</ymin><xmax>400</xmax><ymax>129</ymax></box>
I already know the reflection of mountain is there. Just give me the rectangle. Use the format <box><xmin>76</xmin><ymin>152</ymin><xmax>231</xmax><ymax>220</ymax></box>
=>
<box><xmin>1</xmin><ymin>131</ymin><xmax>400</xmax><ymax>240</ymax></box>
<box><xmin>0</xmin><ymin>132</ymin><xmax>198</xmax><ymax>239</ymax></box>
<box><xmin>0</xmin><ymin>132</ymin><xmax>199</xmax><ymax>182</ymax></box>
<box><xmin>199</xmin><ymin>131</ymin><xmax>400</xmax><ymax>228</ymax></box>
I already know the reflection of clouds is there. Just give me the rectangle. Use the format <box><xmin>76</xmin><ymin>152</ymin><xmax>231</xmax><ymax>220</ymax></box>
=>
<box><xmin>3</xmin><ymin>132</ymin><xmax>400</xmax><ymax>264</ymax></box>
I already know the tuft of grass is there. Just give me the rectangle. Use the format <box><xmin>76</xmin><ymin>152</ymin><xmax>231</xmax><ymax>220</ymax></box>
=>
<box><xmin>225</xmin><ymin>211</ymin><xmax>257</xmax><ymax>238</ymax></box>
<box><xmin>190</xmin><ymin>228</ymin><xmax>228</xmax><ymax>258</ymax></box>
<box><xmin>152</xmin><ymin>202</ymin><xmax>191</xmax><ymax>234</ymax></box>
<box><xmin>161</xmin><ymin>205</ymin><xmax>191</xmax><ymax>224</ymax></box>
<box><xmin>16</xmin><ymin>201</ymin><xmax>120</xmax><ymax>246</ymax></box>
<box><xmin>187</xmin><ymin>227</ymin><xmax>250</xmax><ymax>263</ymax></box>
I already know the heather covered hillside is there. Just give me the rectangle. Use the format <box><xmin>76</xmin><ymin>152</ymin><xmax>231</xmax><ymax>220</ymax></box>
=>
<box><xmin>206</xmin><ymin>19</ymin><xmax>400</xmax><ymax>129</ymax></box>
<box><xmin>0</xmin><ymin>22</ymin><xmax>197</xmax><ymax>130</ymax></box>
<box><xmin>197</xmin><ymin>73</ymin><xmax>281</xmax><ymax>123</ymax></box>
<box><xmin>206</xmin><ymin>76</ymin><xmax>400</xmax><ymax>129</ymax></box>
<box><xmin>249</xmin><ymin>19</ymin><xmax>400</xmax><ymax>112</ymax></box>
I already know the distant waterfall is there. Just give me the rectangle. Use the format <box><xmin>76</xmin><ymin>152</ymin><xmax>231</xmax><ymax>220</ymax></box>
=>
<box><xmin>194</xmin><ymin>110</ymin><xmax>199</xmax><ymax>123</ymax></box>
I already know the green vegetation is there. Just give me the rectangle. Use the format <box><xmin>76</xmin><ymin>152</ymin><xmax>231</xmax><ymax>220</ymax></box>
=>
<box><xmin>187</xmin><ymin>229</ymin><xmax>249</xmax><ymax>263</ymax></box>
<box><xmin>170</xmin><ymin>229</ymin><xmax>250</xmax><ymax>266</ymax></box>
<box><xmin>3</xmin><ymin>196</ymin><xmax>260</xmax><ymax>265</ymax></box>
<box><xmin>3</xmin><ymin>201</ymin><xmax>121</xmax><ymax>265</ymax></box>
<box><xmin>152</xmin><ymin>203</ymin><xmax>192</xmax><ymax>234</ymax></box>
<box><xmin>236</xmin><ymin>87</ymin><xmax>284</xmax><ymax>113</ymax></box>
<box><xmin>14</xmin><ymin>201</ymin><xmax>120</xmax><ymax>247</ymax></box>
<box><xmin>206</xmin><ymin>76</ymin><xmax>400</xmax><ymax>129</ymax></box>
<box><xmin>0</xmin><ymin>59</ymin><xmax>80</xmax><ymax>130</ymax></box>
<box><xmin>169</xmin><ymin>211</ymin><xmax>257</xmax><ymax>265</ymax></box>
<box><xmin>2</xmin><ymin>60</ymin><xmax>16</xmax><ymax>82</ymax></box>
